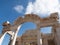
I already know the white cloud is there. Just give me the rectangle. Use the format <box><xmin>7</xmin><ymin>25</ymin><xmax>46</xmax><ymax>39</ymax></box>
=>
<box><xmin>25</xmin><ymin>2</ymin><xmax>33</xmax><ymax>14</ymax></box>
<box><xmin>25</xmin><ymin>0</ymin><xmax>60</xmax><ymax>17</ymax></box>
<box><xmin>14</xmin><ymin>5</ymin><xmax>24</xmax><ymax>13</ymax></box>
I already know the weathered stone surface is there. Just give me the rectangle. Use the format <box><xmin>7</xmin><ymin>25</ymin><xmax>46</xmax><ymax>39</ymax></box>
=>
<box><xmin>0</xmin><ymin>12</ymin><xmax>60</xmax><ymax>45</ymax></box>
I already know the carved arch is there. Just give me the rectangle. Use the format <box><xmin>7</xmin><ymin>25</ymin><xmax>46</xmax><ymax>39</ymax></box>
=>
<box><xmin>14</xmin><ymin>13</ymin><xmax>58</xmax><ymax>30</ymax></box>
<box><xmin>14</xmin><ymin>14</ymin><xmax>41</xmax><ymax>30</ymax></box>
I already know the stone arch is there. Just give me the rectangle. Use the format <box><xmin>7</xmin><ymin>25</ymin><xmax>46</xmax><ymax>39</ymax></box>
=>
<box><xmin>13</xmin><ymin>13</ymin><xmax>59</xmax><ymax>30</ymax></box>
<box><xmin>14</xmin><ymin>14</ymin><xmax>41</xmax><ymax>30</ymax></box>
<box><xmin>12</xmin><ymin>13</ymin><xmax>59</xmax><ymax>45</ymax></box>
<box><xmin>9</xmin><ymin>14</ymin><xmax>41</xmax><ymax>45</ymax></box>
<box><xmin>0</xmin><ymin>31</ymin><xmax>14</xmax><ymax>45</ymax></box>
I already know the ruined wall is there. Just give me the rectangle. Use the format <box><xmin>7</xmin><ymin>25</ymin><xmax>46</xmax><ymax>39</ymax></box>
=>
<box><xmin>2</xmin><ymin>21</ymin><xmax>11</xmax><ymax>34</ymax></box>
<box><xmin>14</xmin><ymin>13</ymin><xmax>59</xmax><ymax>45</ymax></box>
<box><xmin>0</xmin><ymin>12</ymin><xmax>60</xmax><ymax>45</ymax></box>
<box><xmin>54</xmin><ymin>24</ymin><xmax>60</xmax><ymax>45</ymax></box>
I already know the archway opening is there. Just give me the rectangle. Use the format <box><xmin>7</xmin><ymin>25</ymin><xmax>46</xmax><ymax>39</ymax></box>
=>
<box><xmin>17</xmin><ymin>22</ymin><xmax>37</xmax><ymax>36</ymax></box>
<box><xmin>40</xmin><ymin>26</ymin><xmax>52</xmax><ymax>34</ymax></box>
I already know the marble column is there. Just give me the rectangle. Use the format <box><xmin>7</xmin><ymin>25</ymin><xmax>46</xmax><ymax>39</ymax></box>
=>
<box><xmin>0</xmin><ymin>32</ymin><xmax>7</xmax><ymax>45</ymax></box>
<box><xmin>10</xmin><ymin>25</ymin><xmax>22</xmax><ymax>45</ymax></box>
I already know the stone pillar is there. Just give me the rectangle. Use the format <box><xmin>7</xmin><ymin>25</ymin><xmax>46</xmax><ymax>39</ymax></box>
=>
<box><xmin>0</xmin><ymin>32</ymin><xmax>7</xmax><ymax>45</ymax></box>
<box><xmin>55</xmin><ymin>27</ymin><xmax>60</xmax><ymax>45</ymax></box>
<box><xmin>9</xmin><ymin>25</ymin><xmax>22</xmax><ymax>45</ymax></box>
<box><xmin>43</xmin><ymin>39</ymin><xmax>48</xmax><ymax>45</ymax></box>
<box><xmin>52</xmin><ymin>24</ymin><xmax>60</xmax><ymax>45</ymax></box>
<box><xmin>36</xmin><ymin>22</ymin><xmax>42</xmax><ymax>45</ymax></box>
<box><xmin>37</xmin><ymin>30</ymin><xmax>42</xmax><ymax>45</ymax></box>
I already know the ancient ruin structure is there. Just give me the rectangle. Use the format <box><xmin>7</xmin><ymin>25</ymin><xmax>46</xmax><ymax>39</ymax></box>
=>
<box><xmin>0</xmin><ymin>12</ymin><xmax>60</xmax><ymax>45</ymax></box>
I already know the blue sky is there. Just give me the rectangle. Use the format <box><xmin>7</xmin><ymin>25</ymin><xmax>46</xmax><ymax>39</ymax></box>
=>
<box><xmin>0</xmin><ymin>0</ymin><xmax>29</xmax><ymax>45</ymax></box>
<box><xmin>0</xmin><ymin>0</ymin><xmax>37</xmax><ymax>45</ymax></box>
<box><xmin>0</xmin><ymin>0</ymin><xmax>28</xmax><ymax>34</ymax></box>
<box><xmin>0</xmin><ymin>0</ymin><xmax>60</xmax><ymax>45</ymax></box>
